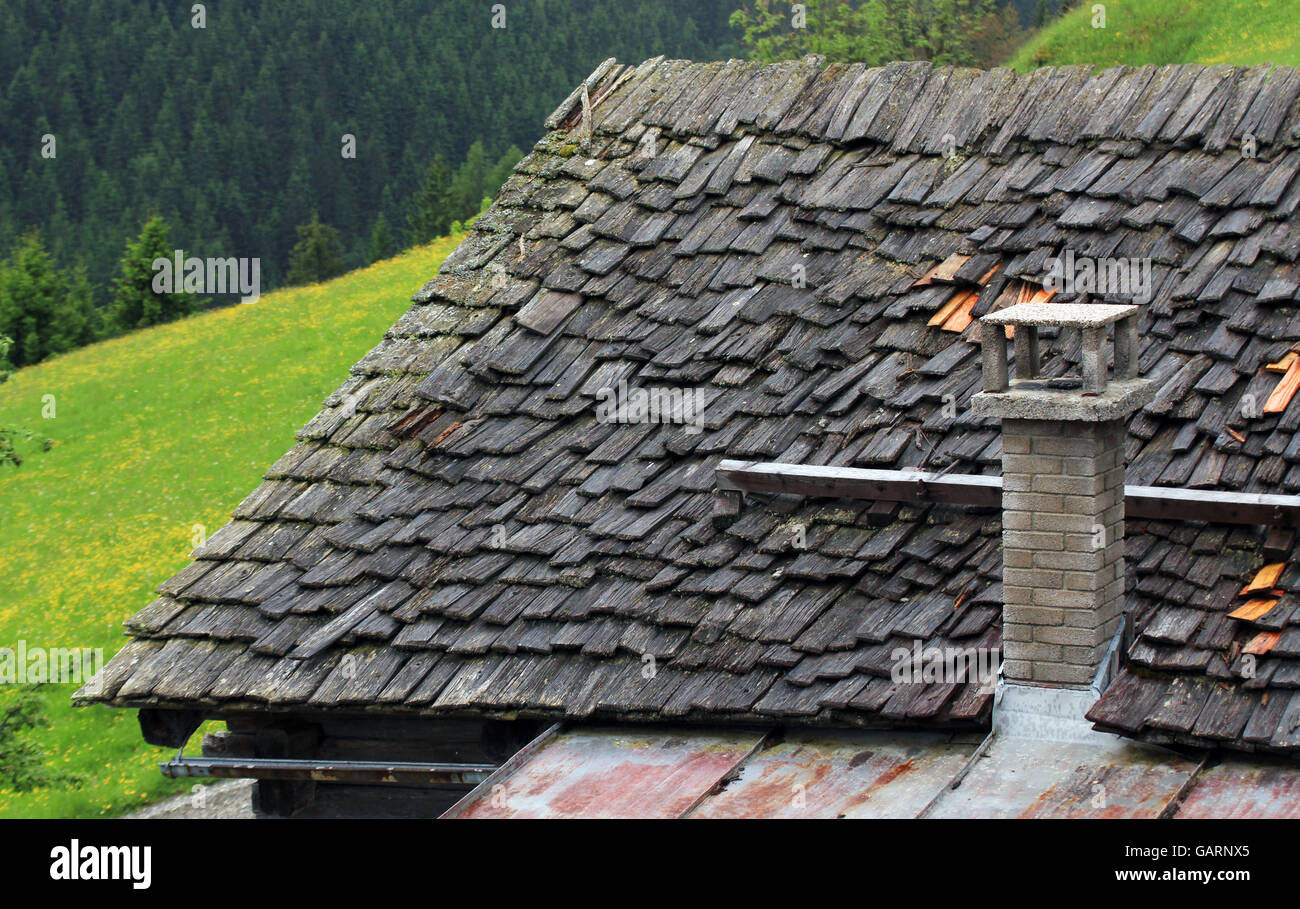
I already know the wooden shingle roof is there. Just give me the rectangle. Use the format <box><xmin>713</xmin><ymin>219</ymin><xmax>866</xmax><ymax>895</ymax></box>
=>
<box><xmin>79</xmin><ymin>58</ymin><xmax>1300</xmax><ymax>755</ymax></box>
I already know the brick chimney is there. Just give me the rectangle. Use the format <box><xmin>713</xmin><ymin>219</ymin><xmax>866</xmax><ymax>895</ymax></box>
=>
<box><xmin>972</xmin><ymin>303</ymin><xmax>1156</xmax><ymax>707</ymax></box>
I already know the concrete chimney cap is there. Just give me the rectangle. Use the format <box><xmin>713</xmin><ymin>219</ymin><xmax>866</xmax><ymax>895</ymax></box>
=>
<box><xmin>980</xmin><ymin>302</ymin><xmax>1138</xmax><ymax>328</ymax></box>
<box><xmin>973</xmin><ymin>299</ymin><xmax>1155</xmax><ymax>418</ymax></box>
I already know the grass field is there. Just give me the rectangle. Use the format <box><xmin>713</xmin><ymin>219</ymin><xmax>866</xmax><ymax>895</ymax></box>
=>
<box><xmin>1010</xmin><ymin>0</ymin><xmax>1300</xmax><ymax>70</ymax></box>
<box><xmin>0</xmin><ymin>235</ymin><xmax>460</xmax><ymax>818</ymax></box>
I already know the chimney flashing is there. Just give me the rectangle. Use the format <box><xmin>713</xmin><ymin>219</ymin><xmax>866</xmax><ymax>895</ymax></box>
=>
<box><xmin>992</xmin><ymin>616</ymin><xmax>1127</xmax><ymax>743</ymax></box>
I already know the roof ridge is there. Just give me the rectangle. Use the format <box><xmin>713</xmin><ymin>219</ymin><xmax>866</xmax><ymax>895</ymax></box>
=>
<box><xmin>572</xmin><ymin>58</ymin><xmax>1300</xmax><ymax>160</ymax></box>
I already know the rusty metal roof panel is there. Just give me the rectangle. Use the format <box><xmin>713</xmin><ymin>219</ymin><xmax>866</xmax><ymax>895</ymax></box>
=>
<box><xmin>925</xmin><ymin>734</ymin><xmax>1201</xmax><ymax>819</ymax></box>
<box><xmin>445</xmin><ymin>723</ymin><xmax>1300</xmax><ymax>819</ymax></box>
<box><xmin>689</xmin><ymin>730</ymin><xmax>975</xmax><ymax>819</ymax></box>
<box><xmin>442</xmin><ymin>726</ymin><xmax>765</xmax><ymax>818</ymax></box>
<box><xmin>1174</xmin><ymin>761</ymin><xmax>1300</xmax><ymax>818</ymax></box>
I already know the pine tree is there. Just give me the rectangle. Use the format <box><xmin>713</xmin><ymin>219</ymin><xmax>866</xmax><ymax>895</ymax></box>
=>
<box><xmin>107</xmin><ymin>216</ymin><xmax>193</xmax><ymax>333</ymax></box>
<box><xmin>448</xmin><ymin>141</ymin><xmax>488</xmax><ymax>224</ymax></box>
<box><xmin>60</xmin><ymin>265</ymin><xmax>103</xmax><ymax>347</ymax></box>
<box><xmin>0</xmin><ymin>333</ymin><xmax>46</xmax><ymax>467</ymax></box>
<box><xmin>1033</xmin><ymin>0</ymin><xmax>1049</xmax><ymax>28</ymax></box>
<box><xmin>285</xmin><ymin>213</ymin><xmax>345</xmax><ymax>286</ymax></box>
<box><xmin>408</xmin><ymin>154</ymin><xmax>451</xmax><ymax>246</ymax></box>
<box><xmin>0</xmin><ymin>0</ymin><xmax>741</xmax><ymax>315</ymax></box>
<box><xmin>369</xmin><ymin>214</ymin><xmax>394</xmax><ymax>263</ymax></box>
<box><xmin>0</xmin><ymin>231</ymin><xmax>71</xmax><ymax>367</ymax></box>
<box><xmin>732</xmin><ymin>0</ymin><xmax>1000</xmax><ymax>66</ymax></box>
<box><xmin>485</xmin><ymin>145</ymin><xmax>524</xmax><ymax>199</ymax></box>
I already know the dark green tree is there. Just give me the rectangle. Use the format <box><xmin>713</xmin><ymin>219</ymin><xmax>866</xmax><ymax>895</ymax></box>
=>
<box><xmin>485</xmin><ymin>145</ymin><xmax>525</xmax><ymax>199</ymax></box>
<box><xmin>0</xmin><ymin>688</ymin><xmax>68</xmax><ymax>788</ymax></box>
<box><xmin>0</xmin><ymin>334</ymin><xmax>18</xmax><ymax>468</ymax></box>
<box><xmin>0</xmin><ymin>230</ymin><xmax>96</xmax><ymax>367</ymax></box>
<box><xmin>730</xmin><ymin>0</ymin><xmax>1003</xmax><ymax>67</ymax></box>
<box><xmin>58</xmin><ymin>264</ymin><xmax>103</xmax><ymax>349</ymax></box>
<box><xmin>369</xmin><ymin>213</ymin><xmax>394</xmax><ymax>263</ymax></box>
<box><xmin>408</xmin><ymin>154</ymin><xmax>452</xmax><ymax>246</ymax></box>
<box><xmin>1032</xmin><ymin>0</ymin><xmax>1049</xmax><ymax>28</ymax></box>
<box><xmin>285</xmin><ymin>213</ymin><xmax>345</xmax><ymax>285</ymax></box>
<box><xmin>448</xmin><ymin>140</ymin><xmax>488</xmax><ymax>224</ymax></box>
<box><xmin>107</xmin><ymin>215</ymin><xmax>194</xmax><ymax>333</ymax></box>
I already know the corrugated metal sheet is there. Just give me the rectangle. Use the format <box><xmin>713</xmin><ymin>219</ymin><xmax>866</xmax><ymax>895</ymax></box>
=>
<box><xmin>444</xmin><ymin>724</ymin><xmax>1300</xmax><ymax>819</ymax></box>
<box><xmin>689</xmin><ymin>731</ymin><xmax>975</xmax><ymax>819</ymax></box>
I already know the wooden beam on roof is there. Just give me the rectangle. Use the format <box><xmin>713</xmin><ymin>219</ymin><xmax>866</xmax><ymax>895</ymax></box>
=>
<box><xmin>715</xmin><ymin>461</ymin><xmax>1001</xmax><ymax>507</ymax></box>
<box><xmin>1124</xmin><ymin>487</ymin><xmax>1300</xmax><ymax>526</ymax></box>
<box><xmin>715</xmin><ymin>460</ymin><xmax>1300</xmax><ymax>527</ymax></box>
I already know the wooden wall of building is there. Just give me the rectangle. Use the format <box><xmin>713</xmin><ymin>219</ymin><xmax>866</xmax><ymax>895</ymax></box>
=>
<box><xmin>202</xmin><ymin>712</ymin><xmax>544</xmax><ymax>818</ymax></box>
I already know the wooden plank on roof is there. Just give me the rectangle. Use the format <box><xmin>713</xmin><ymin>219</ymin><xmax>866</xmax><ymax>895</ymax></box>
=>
<box><xmin>515</xmin><ymin>290</ymin><xmax>581</xmax><ymax>335</ymax></box>
<box><xmin>1228</xmin><ymin>598</ymin><xmax>1280</xmax><ymax>621</ymax></box>
<box><xmin>913</xmin><ymin>253</ymin><xmax>971</xmax><ymax>287</ymax></box>
<box><xmin>716</xmin><ymin>461</ymin><xmax>1300</xmax><ymax>526</ymax></box>
<box><xmin>941</xmin><ymin>290</ymin><xmax>981</xmax><ymax>333</ymax></box>
<box><xmin>1125</xmin><ymin>487</ymin><xmax>1300</xmax><ymax>526</ymax></box>
<box><xmin>544</xmin><ymin>57</ymin><xmax>620</xmax><ymax>129</ymax></box>
<box><xmin>927</xmin><ymin>290</ymin><xmax>967</xmax><ymax>327</ymax></box>
<box><xmin>1266</xmin><ymin>351</ymin><xmax>1300</xmax><ymax>373</ymax></box>
<box><xmin>716</xmin><ymin>461</ymin><xmax>1002</xmax><ymax>507</ymax></box>
<box><xmin>1264</xmin><ymin>360</ymin><xmax>1300</xmax><ymax>413</ymax></box>
<box><xmin>1240</xmin><ymin>562</ymin><xmax>1285</xmax><ymax>596</ymax></box>
<box><xmin>1244</xmin><ymin>631</ymin><xmax>1282</xmax><ymax>655</ymax></box>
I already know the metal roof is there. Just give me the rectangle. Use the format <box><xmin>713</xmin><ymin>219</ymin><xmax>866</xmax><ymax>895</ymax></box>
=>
<box><xmin>443</xmin><ymin>723</ymin><xmax>1300</xmax><ymax>819</ymax></box>
<box><xmin>442</xmin><ymin>726</ymin><xmax>767</xmax><ymax>818</ymax></box>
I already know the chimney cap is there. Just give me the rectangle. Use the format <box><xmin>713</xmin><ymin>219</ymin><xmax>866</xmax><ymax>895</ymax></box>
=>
<box><xmin>980</xmin><ymin>302</ymin><xmax>1137</xmax><ymax>329</ymax></box>
<box><xmin>972</xmin><ymin>301</ymin><xmax>1156</xmax><ymax>420</ymax></box>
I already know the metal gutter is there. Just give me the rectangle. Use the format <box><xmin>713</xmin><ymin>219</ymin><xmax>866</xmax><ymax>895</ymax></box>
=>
<box><xmin>161</xmin><ymin>755</ymin><xmax>496</xmax><ymax>787</ymax></box>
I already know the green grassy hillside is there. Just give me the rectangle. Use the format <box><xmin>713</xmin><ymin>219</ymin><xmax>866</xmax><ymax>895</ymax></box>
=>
<box><xmin>0</xmin><ymin>235</ymin><xmax>460</xmax><ymax>817</ymax></box>
<box><xmin>1011</xmin><ymin>0</ymin><xmax>1300</xmax><ymax>70</ymax></box>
